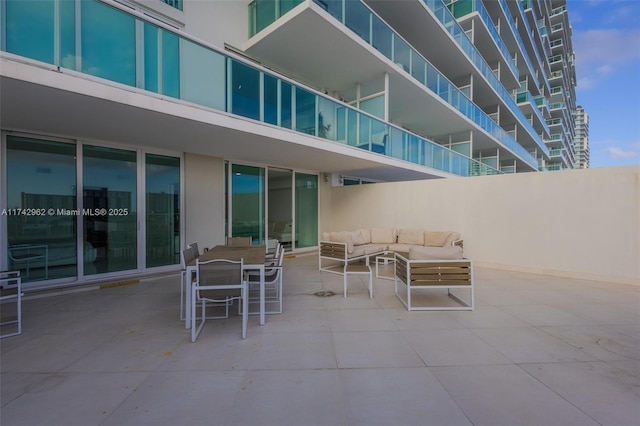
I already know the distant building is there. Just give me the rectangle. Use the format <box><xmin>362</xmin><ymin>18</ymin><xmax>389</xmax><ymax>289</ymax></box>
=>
<box><xmin>573</xmin><ymin>106</ymin><xmax>590</xmax><ymax>169</ymax></box>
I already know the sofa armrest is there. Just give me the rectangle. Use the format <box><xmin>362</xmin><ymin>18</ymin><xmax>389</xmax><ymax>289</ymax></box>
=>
<box><xmin>452</xmin><ymin>239</ymin><xmax>463</xmax><ymax>250</ymax></box>
<box><xmin>319</xmin><ymin>241</ymin><xmax>347</xmax><ymax>261</ymax></box>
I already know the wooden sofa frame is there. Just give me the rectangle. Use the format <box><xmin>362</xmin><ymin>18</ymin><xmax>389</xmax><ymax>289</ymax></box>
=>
<box><xmin>394</xmin><ymin>254</ymin><xmax>474</xmax><ymax>311</ymax></box>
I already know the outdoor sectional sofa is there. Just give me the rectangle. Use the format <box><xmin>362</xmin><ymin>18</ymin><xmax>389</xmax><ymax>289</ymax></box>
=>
<box><xmin>319</xmin><ymin>228</ymin><xmax>464</xmax><ymax>271</ymax></box>
<box><xmin>319</xmin><ymin>228</ymin><xmax>473</xmax><ymax>310</ymax></box>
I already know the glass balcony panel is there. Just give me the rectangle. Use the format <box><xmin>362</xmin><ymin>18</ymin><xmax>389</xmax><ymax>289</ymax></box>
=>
<box><xmin>281</xmin><ymin>0</ymin><xmax>303</xmax><ymax>15</ymax></box>
<box><xmin>5</xmin><ymin>0</ymin><xmax>55</xmax><ymax>64</ymax></box>
<box><xmin>60</xmin><ymin>0</ymin><xmax>76</xmax><ymax>69</ymax></box>
<box><xmin>264</xmin><ymin>75</ymin><xmax>279</xmax><ymax>125</ymax></box>
<box><xmin>143</xmin><ymin>23</ymin><xmax>160</xmax><ymax>93</ymax></box>
<box><xmin>319</xmin><ymin>0</ymin><xmax>343</xmax><ymax>21</ymax></box>
<box><xmin>411</xmin><ymin>52</ymin><xmax>427</xmax><ymax>85</ymax></box>
<box><xmin>181</xmin><ymin>39</ymin><xmax>226</xmax><ymax>110</ymax></box>
<box><xmin>318</xmin><ymin>97</ymin><xmax>337</xmax><ymax>140</ymax></box>
<box><xmin>231</xmin><ymin>60</ymin><xmax>260</xmax><ymax>121</ymax></box>
<box><xmin>295</xmin><ymin>87</ymin><xmax>317</xmax><ymax>135</ymax></box>
<box><xmin>161</xmin><ymin>31</ymin><xmax>180</xmax><ymax>98</ymax></box>
<box><xmin>81</xmin><ymin>0</ymin><xmax>136</xmax><ymax>87</ymax></box>
<box><xmin>393</xmin><ymin>37</ymin><xmax>411</xmax><ymax>73</ymax></box>
<box><xmin>359</xmin><ymin>115</ymin><xmax>372</xmax><ymax>149</ymax></box>
<box><xmin>281</xmin><ymin>81</ymin><xmax>293</xmax><ymax>129</ymax></box>
<box><xmin>255</xmin><ymin>0</ymin><xmax>276</xmax><ymax>34</ymax></box>
<box><xmin>371</xmin><ymin>15</ymin><xmax>393</xmax><ymax>59</ymax></box>
<box><xmin>346</xmin><ymin>108</ymin><xmax>358</xmax><ymax>146</ymax></box>
<box><xmin>344</xmin><ymin>0</ymin><xmax>371</xmax><ymax>44</ymax></box>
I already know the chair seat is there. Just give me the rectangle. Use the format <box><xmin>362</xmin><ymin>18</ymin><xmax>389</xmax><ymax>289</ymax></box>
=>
<box><xmin>345</xmin><ymin>264</ymin><xmax>370</xmax><ymax>273</ymax></box>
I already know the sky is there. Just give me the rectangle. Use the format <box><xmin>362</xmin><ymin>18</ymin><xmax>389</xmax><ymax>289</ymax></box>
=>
<box><xmin>566</xmin><ymin>0</ymin><xmax>640</xmax><ymax>168</ymax></box>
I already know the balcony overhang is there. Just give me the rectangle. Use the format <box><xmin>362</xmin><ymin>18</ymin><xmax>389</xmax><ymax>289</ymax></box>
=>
<box><xmin>0</xmin><ymin>55</ymin><xmax>450</xmax><ymax>182</ymax></box>
<box><xmin>243</xmin><ymin>1</ymin><xmax>531</xmax><ymax>170</ymax></box>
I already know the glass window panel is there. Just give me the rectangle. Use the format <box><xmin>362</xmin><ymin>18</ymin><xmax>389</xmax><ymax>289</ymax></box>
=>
<box><xmin>294</xmin><ymin>173</ymin><xmax>318</xmax><ymax>249</ymax></box>
<box><xmin>231</xmin><ymin>164</ymin><xmax>265</xmax><ymax>245</ymax></box>
<box><xmin>83</xmin><ymin>145</ymin><xmax>137</xmax><ymax>275</ymax></box>
<box><xmin>162</xmin><ymin>31</ymin><xmax>181</xmax><ymax>98</ymax></box>
<box><xmin>268</xmin><ymin>168</ymin><xmax>293</xmax><ymax>250</ymax></box>
<box><xmin>146</xmin><ymin>154</ymin><xmax>180</xmax><ymax>268</ymax></box>
<box><xmin>5</xmin><ymin>0</ymin><xmax>55</xmax><ymax>64</ymax></box>
<box><xmin>6</xmin><ymin>136</ymin><xmax>77</xmax><ymax>284</ymax></box>
<box><xmin>264</xmin><ymin>75</ymin><xmax>278</xmax><ymax>125</ymax></box>
<box><xmin>295</xmin><ymin>87</ymin><xmax>316</xmax><ymax>135</ymax></box>
<box><xmin>181</xmin><ymin>39</ymin><xmax>226</xmax><ymax>110</ymax></box>
<box><xmin>81</xmin><ymin>0</ymin><xmax>136</xmax><ymax>86</ymax></box>
<box><xmin>231</xmin><ymin>60</ymin><xmax>260</xmax><ymax>120</ymax></box>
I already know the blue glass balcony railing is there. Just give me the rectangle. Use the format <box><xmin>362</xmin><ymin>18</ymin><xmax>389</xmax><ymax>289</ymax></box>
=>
<box><xmin>321</xmin><ymin>0</ymin><xmax>543</xmax><ymax>166</ymax></box>
<box><xmin>447</xmin><ymin>0</ymin><xmax>519</xmax><ymax>80</ymax></box>
<box><xmin>1</xmin><ymin>0</ymin><xmax>501</xmax><ymax>178</ymax></box>
<box><xmin>420</xmin><ymin>0</ymin><xmax>548</xmax><ymax>157</ymax></box>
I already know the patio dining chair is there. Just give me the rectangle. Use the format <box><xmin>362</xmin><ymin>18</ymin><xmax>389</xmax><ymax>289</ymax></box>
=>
<box><xmin>191</xmin><ymin>259</ymin><xmax>248</xmax><ymax>342</ymax></box>
<box><xmin>188</xmin><ymin>241</ymin><xmax>201</xmax><ymax>256</ymax></box>
<box><xmin>226</xmin><ymin>237</ymin><xmax>252</xmax><ymax>247</ymax></box>
<box><xmin>180</xmin><ymin>246</ymin><xmax>197</xmax><ymax>321</ymax></box>
<box><xmin>246</xmin><ymin>249</ymin><xmax>284</xmax><ymax>314</ymax></box>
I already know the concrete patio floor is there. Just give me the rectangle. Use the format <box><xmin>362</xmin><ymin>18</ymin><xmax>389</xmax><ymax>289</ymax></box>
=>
<box><xmin>1</xmin><ymin>253</ymin><xmax>639</xmax><ymax>426</ymax></box>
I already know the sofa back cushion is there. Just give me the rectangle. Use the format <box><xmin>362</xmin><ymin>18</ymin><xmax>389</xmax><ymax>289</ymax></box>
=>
<box><xmin>370</xmin><ymin>228</ymin><xmax>396</xmax><ymax>244</ymax></box>
<box><xmin>398</xmin><ymin>229</ymin><xmax>425</xmax><ymax>245</ymax></box>
<box><xmin>330</xmin><ymin>231</ymin><xmax>354</xmax><ymax>253</ymax></box>
<box><xmin>351</xmin><ymin>230</ymin><xmax>368</xmax><ymax>246</ymax></box>
<box><xmin>358</xmin><ymin>228</ymin><xmax>371</xmax><ymax>244</ymax></box>
<box><xmin>424</xmin><ymin>231</ymin><xmax>451</xmax><ymax>247</ymax></box>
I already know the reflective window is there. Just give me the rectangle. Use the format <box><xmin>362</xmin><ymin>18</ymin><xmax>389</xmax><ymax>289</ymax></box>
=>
<box><xmin>231</xmin><ymin>164</ymin><xmax>265</xmax><ymax>245</ymax></box>
<box><xmin>5</xmin><ymin>0</ymin><xmax>55</xmax><ymax>64</ymax></box>
<box><xmin>83</xmin><ymin>145</ymin><xmax>137</xmax><ymax>275</ymax></box>
<box><xmin>231</xmin><ymin>60</ymin><xmax>260</xmax><ymax>120</ymax></box>
<box><xmin>146</xmin><ymin>154</ymin><xmax>180</xmax><ymax>268</ymax></box>
<box><xmin>81</xmin><ymin>0</ymin><xmax>136</xmax><ymax>86</ymax></box>
<box><xmin>295</xmin><ymin>173</ymin><xmax>318</xmax><ymax>249</ymax></box>
<box><xmin>268</xmin><ymin>169</ymin><xmax>293</xmax><ymax>249</ymax></box>
<box><xmin>6</xmin><ymin>136</ymin><xmax>77</xmax><ymax>283</ymax></box>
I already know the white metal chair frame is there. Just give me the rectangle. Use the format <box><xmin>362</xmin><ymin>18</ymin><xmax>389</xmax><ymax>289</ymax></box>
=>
<box><xmin>343</xmin><ymin>263</ymin><xmax>373</xmax><ymax>298</ymax></box>
<box><xmin>180</xmin><ymin>246</ymin><xmax>197</xmax><ymax>321</ymax></box>
<box><xmin>0</xmin><ymin>270</ymin><xmax>22</xmax><ymax>338</ymax></box>
<box><xmin>191</xmin><ymin>258</ymin><xmax>248</xmax><ymax>342</ymax></box>
<box><xmin>247</xmin><ymin>249</ymin><xmax>284</xmax><ymax>314</ymax></box>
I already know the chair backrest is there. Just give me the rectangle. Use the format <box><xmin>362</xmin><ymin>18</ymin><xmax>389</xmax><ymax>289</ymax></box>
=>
<box><xmin>188</xmin><ymin>241</ymin><xmax>200</xmax><ymax>256</ymax></box>
<box><xmin>226</xmin><ymin>237</ymin><xmax>252</xmax><ymax>247</ymax></box>
<box><xmin>181</xmin><ymin>246</ymin><xmax>197</xmax><ymax>269</ymax></box>
<box><xmin>196</xmin><ymin>259</ymin><xmax>244</xmax><ymax>287</ymax></box>
<box><xmin>266</xmin><ymin>239</ymin><xmax>279</xmax><ymax>254</ymax></box>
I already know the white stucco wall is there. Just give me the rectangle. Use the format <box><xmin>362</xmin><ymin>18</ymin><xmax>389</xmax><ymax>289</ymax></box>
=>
<box><xmin>324</xmin><ymin>166</ymin><xmax>640</xmax><ymax>284</ymax></box>
<box><xmin>184</xmin><ymin>153</ymin><xmax>226</xmax><ymax>250</ymax></box>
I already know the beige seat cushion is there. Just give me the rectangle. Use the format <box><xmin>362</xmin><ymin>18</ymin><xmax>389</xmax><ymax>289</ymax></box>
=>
<box><xmin>409</xmin><ymin>245</ymin><xmax>463</xmax><ymax>260</ymax></box>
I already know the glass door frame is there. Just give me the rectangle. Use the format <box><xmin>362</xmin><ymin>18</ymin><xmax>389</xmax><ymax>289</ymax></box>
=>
<box><xmin>225</xmin><ymin>160</ymin><xmax>319</xmax><ymax>252</ymax></box>
<box><xmin>0</xmin><ymin>131</ymin><xmax>184</xmax><ymax>289</ymax></box>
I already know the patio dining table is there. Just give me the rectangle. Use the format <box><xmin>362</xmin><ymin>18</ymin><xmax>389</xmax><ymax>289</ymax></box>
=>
<box><xmin>184</xmin><ymin>245</ymin><xmax>266</xmax><ymax>330</ymax></box>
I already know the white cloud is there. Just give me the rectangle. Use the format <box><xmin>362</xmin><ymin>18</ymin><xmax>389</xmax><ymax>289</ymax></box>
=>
<box><xmin>573</xmin><ymin>29</ymin><xmax>640</xmax><ymax>65</ymax></box>
<box><xmin>605</xmin><ymin>146</ymin><xmax>639</xmax><ymax>160</ymax></box>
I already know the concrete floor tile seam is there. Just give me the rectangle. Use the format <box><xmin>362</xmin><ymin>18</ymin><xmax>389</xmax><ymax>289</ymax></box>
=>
<box><xmin>511</xmin><ymin>362</ymin><xmax>613</xmax><ymax>426</ymax></box>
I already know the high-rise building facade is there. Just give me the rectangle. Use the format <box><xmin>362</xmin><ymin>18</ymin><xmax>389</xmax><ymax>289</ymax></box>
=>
<box><xmin>0</xmin><ymin>0</ymin><xmax>578</xmax><ymax>288</ymax></box>
<box><xmin>573</xmin><ymin>106</ymin><xmax>590</xmax><ymax>169</ymax></box>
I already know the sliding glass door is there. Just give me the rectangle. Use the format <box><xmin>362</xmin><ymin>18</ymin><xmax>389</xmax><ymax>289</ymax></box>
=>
<box><xmin>227</xmin><ymin>162</ymin><xmax>317</xmax><ymax>251</ymax></box>
<box><xmin>83</xmin><ymin>145</ymin><xmax>138</xmax><ymax>275</ymax></box>
<box><xmin>5</xmin><ymin>136</ymin><xmax>77</xmax><ymax>282</ymax></box>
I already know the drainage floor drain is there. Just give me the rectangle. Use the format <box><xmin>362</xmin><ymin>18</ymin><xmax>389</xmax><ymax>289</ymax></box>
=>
<box><xmin>313</xmin><ymin>290</ymin><xmax>336</xmax><ymax>297</ymax></box>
